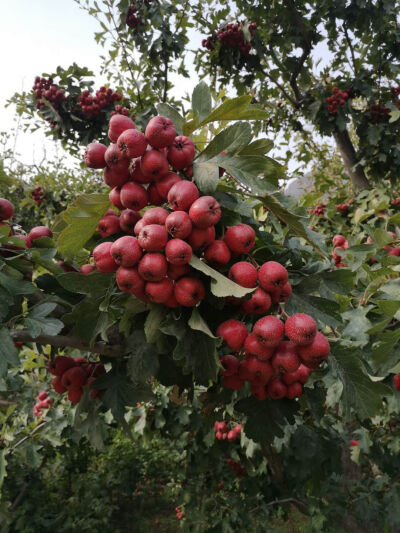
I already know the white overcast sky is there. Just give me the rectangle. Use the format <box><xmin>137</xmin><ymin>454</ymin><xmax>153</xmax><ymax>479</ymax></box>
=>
<box><xmin>0</xmin><ymin>1</ymin><xmax>332</xmax><ymax>186</ymax></box>
<box><xmin>0</xmin><ymin>0</ymin><xmax>201</xmax><ymax>168</ymax></box>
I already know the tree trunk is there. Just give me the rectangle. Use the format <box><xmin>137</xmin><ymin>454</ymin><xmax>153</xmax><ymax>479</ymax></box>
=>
<box><xmin>334</xmin><ymin>129</ymin><xmax>370</xmax><ymax>190</ymax></box>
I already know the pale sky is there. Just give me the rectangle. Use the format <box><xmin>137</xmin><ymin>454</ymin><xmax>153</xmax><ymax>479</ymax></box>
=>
<box><xmin>0</xmin><ymin>1</ymin><xmax>331</xmax><ymax>179</ymax></box>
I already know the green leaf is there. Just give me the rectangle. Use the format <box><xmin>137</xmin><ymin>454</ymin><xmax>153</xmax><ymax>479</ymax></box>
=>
<box><xmin>94</xmin><ymin>370</ymin><xmax>154</xmax><ymax>421</ymax></box>
<box><xmin>157</xmin><ymin>103</ymin><xmax>184</xmax><ymax>135</ymax></box>
<box><xmin>192</xmin><ymin>162</ymin><xmax>219</xmax><ymax>193</ymax></box>
<box><xmin>189</xmin><ymin>255</ymin><xmax>254</xmax><ymax>298</ymax></box>
<box><xmin>198</xmin><ymin>95</ymin><xmax>252</xmax><ymax>124</ymax></box>
<box><xmin>161</xmin><ymin>316</ymin><xmax>219</xmax><ymax>384</ymax></box>
<box><xmin>235</xmin><ymin>397</ymin><xmax>298</xmax><ymax>443</ymax></box>
<box><xmin>0</xmin><ymin>449</ymin><xmax>7</xmax><ymax>489</ymax></box>
<box><xmin>210</xmin><ymin>154</ymin><xmax>281</xmax><ymax>190</ymax></box>
<box><xmin>372</xmin><ymin>329</ymin><xmax>400</xmax><ymax>372</ymax></box>
<box><xmin>342</xmin><ymin>306</ymin><xmax>373</xmax><ymax>344</ymax></box>
<box><xmin>196</xmin><ymin>122</ymin><xmax>252</xmax><ymax>162</ymax></box>
<box><xmin>330</xmin><ymin>344</ymin><xmax>391</xmax><ymax>421</ymax></box>
<box><xmin>57</xmin><ymin>193</ymin><xmax>110</xmax><ymax>258</ymax></box>
<box><xmin>285</xmin><ymin>294</ymin><xmax>342</xmax><ymax>328</ymax></box>
<box><xmin>188</xmin><ymin>308</ymin><xmax>217</xmax><ymax>338</ymax></box>
<box><xmin>238</xmin><ymin>139</ymin><xmax>273</xmax><ymax>156</ymax></box>
<box><xmin>126</xmin><ymin>330</ymin><xmax>159</xmax><ymax>384</ymax></box>
<box><xmin>0</xmin><ymin>327</ymin><xmax>19</xmax><ymax>375</ymax></box>
<box><xmin>0</xmin><ymin>272</ymin><xmax>36</xmax><ymax>296</ymax></box>
<box><xmin>192</xmin><ymin>82</ymin><xmax>212</xmax><ymax>123</ymax></box>
<box><xmin>25</xmin><ymin>317</ymin><xmax>64</xmax><ymax>338</ymax></box>
<box><xmin>57</xmin><ymin>272</ymin><xmax>114</xmax><ymax>296</ymax></box>
<box><xmin>144</xmin><ymin>305</ymin><xmax>168</xmax><ymax>345</ymax></box>
<box><xmin>373</xmin><ymin>228</ymin><xmax>395</xmax><ymax>248</ymax></box>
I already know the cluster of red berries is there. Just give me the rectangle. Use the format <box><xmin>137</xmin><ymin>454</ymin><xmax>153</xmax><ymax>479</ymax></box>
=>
<box><xmin>325</xmin><ymin>86</ymin><xmax>350</xmax><ymax>114</ymax></box>
<box><xmin>49</xmin><ymin>355</ymin><xmax>105</xmax><ymax>404</ymax></box>
<box><xmin>175</xmin><ymin>506</ymin><xmax>184</xmax><ymax>520</ymax></box>
<box><xmin>226</xmin><ymin>458</ymin><xmax>247</xmax><ymax>477</ymax></box>
<box><xmin>111</xmin><ymin>104</ymin><xmax>133</xmax><ymax>117</ymax></box>
<box><xmin>0</xmin><ymin>197</ymin><xmax>53</xmax><ymax>250</ymax></box>
<box><xmin>336</xmin><ymin>203</ymin><xmax>349</xmax><ymax>214</ymax></box>
<box><xmin>214</xmin><ymin>421</ymin><xmax>242</xmax><ymax>442</ymax></box>
<box><xmin>33</xmin><ymin>390</ymin><xmax>52</xmax><ymax>419</ymax></box>
<box><xmin>217</xmin><ymin>301</ymin><xmax>328</xmax><ymax>402</ymax></box>
<box><xmin>32</xmin><ymin>76</ymin><xmax>66</xmax><ymax>111</ymax></box>
<box><xmin>78</xmin><ymin>87</ymin><xmax>122</xmax><ymax>118</ymax></box>
<box><xmin>126</xmin><ymin>2</ymin><xmax>148</xmax><ymax>29</ymax></box>
<box><xmin>203</xmin><ymin>22</ymin><xmax>256</xmax><ymax>56</ymax></box>
<box><xmin>308</xmin><ymin>203</ymin><xmax>326</xmax><ymax>216</ymax></box>
<box><xmin>366</xmin><ymin>104</ymin><xmax>390</xmax><ymax>122</ymax></box>
<box><xmin>31</xmin><ymin>186</ymin><xmax>44</xmax><ymax>206</ymax></box>
<box><xmin>83</xmin><ymin>115</ymin><xmax>230</xmax><ymax>306</ymax></box>
<box><xmin>332</xmin><ymin>234</ymin><xmax>348</xmax><ymax>268</ymax></box>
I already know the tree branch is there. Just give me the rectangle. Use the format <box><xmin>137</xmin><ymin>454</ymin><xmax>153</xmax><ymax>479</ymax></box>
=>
<box><xmin>10</xmin><ymin>330</ymin><xmax>123</xmax><ymax>358</ymax></box>
<box><xmin>260</xmin><ymin>67</ymin><xmax>299</xmax><ymax>108</ymax></box>
<box><xmin>162</xmin><ymin>55</ymin><xmax>169</xmax><ymax>103</ymax></box>
<box><xmin>333</xmin><ymin>128</ymin><xmax>370</xmax><ymax>190</ymax></box>
<box><xmin>343</xmin><ymin>24</ymin><xmax>358</xmax><ymax>75</ymax></box>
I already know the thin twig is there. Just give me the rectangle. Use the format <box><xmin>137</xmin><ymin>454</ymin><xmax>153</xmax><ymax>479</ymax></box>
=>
<box><xmin>9</xmin><ymin>330</ymin><xmax>123</xmax><ymax>357</ymax></box>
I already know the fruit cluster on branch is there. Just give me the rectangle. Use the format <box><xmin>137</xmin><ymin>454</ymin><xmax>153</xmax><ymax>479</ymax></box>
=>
<box><xmin>32</xmin><ymin>76</ymin><xmax>66</xmax><ymax>111</ymax></box>
<box><xmin>33</xmin><ymin>390</ymin><xmax>52</xmax><ymax>419</ymax></box>
<box><xmin>325</xmin><ymin>86</ymin><xmax>350</xmax><ymax>115</ymax></box>
<box><xmin>78</xmin><ymin>87</ymin><xmax>123</xmax><ymax>118</ymax></box>
<box><xmin>31</xmin><ymin>186</ymin><xmax>45</xmax><ymax>206</ymax></box>
<box><xmin>202</xmin><ymin>22</ymin><xmax>256</xmax><ymax>56</ymax></box>
<box><xmin>49</xmin><ymin>355</ymin><xmax>105</xmax><ymax>404</ymax></box>
<box><xmin>214</xmin><ymin>421</ymin><xmax>241</xmax><ymax>442</ymax></box>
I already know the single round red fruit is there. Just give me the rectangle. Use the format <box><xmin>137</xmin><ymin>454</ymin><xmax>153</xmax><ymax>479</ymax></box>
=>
<box><xmin>186</xmin><ymin>226</ymin><xmax>215</xmax><ymax>250</ymax></box>
<box><xmin>220</xmin><ymin>355</ymin><xmax>240</xmax><ymax>377</ymax></box>
<box><xmin>165</xmin><ymin>211</ymin><xmax>192</xmax><ymax>239</ymax></box>
<box><xmin>119</xmin><ymin>209</ymin><xmax>141</xmax><ymax>234</ymax></box>
<box><xmin>241</xmin><ymin>287</ymin><xmax>271</xmax><ymax>315</ymax></box>
<box><xmin>243</xmin><ymin>333</ymin><xmax>274</xmax><ymax>360</ymax></box>
<box><xmin>228</xmin><ymin>262</ymin><xmax>258</xmax><ymax>288</ymax></box>
<box><xmin>286</xmin><ymin>382</ymin><xmax>303</xmax><ymax>399</ymax></box>
<box><xmin>108</xmin><ymin>114</ymin><xmax>135</xmax><ymax>142</ymax></box>
<box><xmin>271</xmin><ymin>341</ymin><xmax>300</xmax><ymax>373</ymax></box>
<box><xmin>297</xmin><ymin>332</ymin><xmax>330</xmax><ymax>368</ymax></box>
<box><xmin>80</xmin><ymin>264</ymin><xmax>95</xmax><ymax>275</ymax></box>
<box><xmin>258</xmin><ymin>261</ymin><xmax>289</xmax><ymax>293</ymax></box>
<box><xmin>253</xmin><ymin>316</ymin><xmax>284</xmax><ymax>347</ymax></box>
<box><xmin>145</xmin><ymin>116</ymin><xmax>177</xmax><ymax>148</ymax></box>
<box><xmin>116</xmin><ymin>266</ymin><xmax>145</xmax><ymax>293</ymax></box>
<box><xmin>224</xmin><ymin>224</ymin><xmax>255</xmax><ymax>254</ymax></box>
<box><xmin>109</xmin><ymin>187</ymin><xmax>124</xmax><ymax>210</ymax></box>
<box><xmin>394</xmin><ymin>374</ymin><xmax>400</xmax><ymax>391</ymax></box>
<box><xmin>145</xmin><ymin>278</ymin><xmax>174</xmax><ymax>303</ymax></box>
<box><xmin>84</xmin><ymin>143</ymin><xmax>107</xmax><ymax>169</ymax></box>
<box><xmin>140</xmin><ymin>149</ymin><xmax>169</xmax><ymax>181</ymax></box>
<box><xmin>29</xmin><ymin>226</ymin><xmax>53</xmax><ymax>242</ymax></box>
<box><xmin>156</xmin><ymin>172</ymin><xmax>182</xmax><ymax>199</ymax></box>
<box><xmin>285</xmin><ymin>313</ymin><xmax>317</xmax><ymax>346</ymax></box>
<box><xmin>97</xmin><ymin>215</ymin><xmax>120</xmax><ymax>238</ymax></box>
<box><xmin>267</xmin><ymin>378</ymin><xmax>287</xmax><ymax>400</ymax></box>
<box><xmin>174</xmin><ymin>277</ymin><xmax>205</xmax><ymax>306</ymax></box>
<box><xmin>204</xmin><ymin>240</ymin><xmax>231</xmax><ymax>265</ymax></box>
<box><xmin>93</xmin><ymin>242</ymin><xmax>118</xmax><ymax>273</ymax></box>
<box><xmin>189</xmin><ymin>196</ymin><xmax>221</xmax><ymax>228</ymax></box>
<box><xmin>111</xmin><ymin>236</ymin><xmax>142</xmax><ymax>267</ymax></box>
<box><xmin>117</xmin><ymin>128</ymin><xmax>147</xmax><ymax>158</ymax></box>
<box><xmin>138</xmin><ymin>224</ymin><xmax>168</xmax><ymax>252</ymax></box>
<box><xmin>142</xmin><ymin>207</ymin><xmax>169</xmax><ymax>226</ymax></box>
<box><xmin>216</xmin><ymin>319</ymin><xmax>248</xmax><ymax>352</ymax></box>
<box><xmin>138</xmin><ymin>253</ymin><xmax>168</xmax><ymax>281</ymax></box>
<box><xmin>120</xmin><ymin>182</ymin><xmax>148</xmax><ymax>211</ymax></box>
<box><xmin>165</xmin><ymin>239</ymin><xmax>192</xmax><ymax>265</ymax></box>
<box><xmin>167</xmin><ymin>263</ymin><xmax>191</xmax><ymax>280</ymax></box>
<box><xmin>167</xmin><ymin>136</ymin><xmax>195</xmax><ymax>169</ymax></box>
<box><xmin>168</xmin><ymin>181</ymin><xmax>199</xmax><ymax>211</ymax></box>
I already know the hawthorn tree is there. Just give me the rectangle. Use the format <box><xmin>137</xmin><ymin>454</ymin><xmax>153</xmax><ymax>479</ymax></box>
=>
<box><xmin>8</xmin><ymin>0</ymin><xmax>400</xmax><ymax>190</ymax></box>
<box><xmin>1</xmin><ymin>84</ymin><xmax>400</xmax><ymax>532</ymax></box>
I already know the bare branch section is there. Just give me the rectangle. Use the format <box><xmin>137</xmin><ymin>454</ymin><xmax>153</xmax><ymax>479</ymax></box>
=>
<box><xmin>10</xmin><ymin>330</ymin><xmax>123</xmax><ymax>358</ymax></box>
